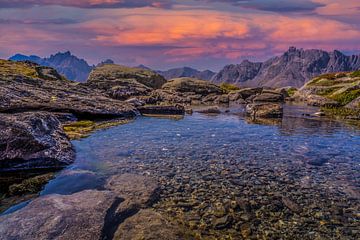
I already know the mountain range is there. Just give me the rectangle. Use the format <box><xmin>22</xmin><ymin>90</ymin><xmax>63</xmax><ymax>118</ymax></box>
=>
<box><xmin>9</xmin><ymin>51</ymin><xmax>93</xmax><ymax>82</ymax></box>
<box><xmin>212</xmin><ymin>47</ymin><xmax>360</xmax><ymax>88</ymax></box>
<box><xmin>8</xmin><ymin>47</ymin><xmax>360</xmax><ymax>87</ymax></box>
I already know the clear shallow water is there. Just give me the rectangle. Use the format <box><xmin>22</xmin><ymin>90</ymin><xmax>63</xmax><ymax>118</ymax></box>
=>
<box><xmin>12</xmin><ymin>105</ymin><xmax>360</xmax><ymax>238</ymax></box>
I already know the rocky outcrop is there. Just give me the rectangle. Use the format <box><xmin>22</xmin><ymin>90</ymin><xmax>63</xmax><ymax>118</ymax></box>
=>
<box><xmin>246</xmin><ymin>103</ymin><xmax>283</xmax><ymax>118</ymax></box>
<box><xmin>0</xmin><ymin>60</ymin><xmax>137</xmax><ymax>118</ymax></box>
<box><xmin>87</xmin><ymin>64</ymin><xmax>166</xmax><ymax>90</ymax></box>
<box><xmin>0</xmin><ymin>112</ymin><xmax>75</xmax><ymax>172</ymax></box>
<box><xmin>162</xmin><ymin>77</ymin><xmax>223</xmax><ymax>95</ymax></box>
<box><xmin>296</xmin><ymin>71</ymin><xmax>360</xmax><ymax>108</ymax></box>
<box><xmin>158</xmin><ymin>67</ymin><xmax>216</xmax><ymax>81</ymax></box>
<box><xmin>212</xmin><ymin>47</ymin><xmax>360</xmax><ymax>88</ymax></box>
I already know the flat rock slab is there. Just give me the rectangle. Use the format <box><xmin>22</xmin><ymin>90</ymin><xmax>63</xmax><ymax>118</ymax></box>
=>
<box><xmin>105</xmin><ymin>173</ymin><xmax>160</xmax><ymax>207</ymax></box>
<box><xmin>0</xmin><ymin>190</ymin><xmax>116</xmax><ymax>240</ymax></box>
<box><xmin>114</xmin><ymin>209</ymin><xmax>187</xmax><ymax>240</ymax></box>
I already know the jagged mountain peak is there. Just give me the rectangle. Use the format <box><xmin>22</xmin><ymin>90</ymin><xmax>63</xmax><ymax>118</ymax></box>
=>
<box><xmin>212</xmin><ymin>47</ymin><xmax>360</xmax><ymax>88</ymax></box>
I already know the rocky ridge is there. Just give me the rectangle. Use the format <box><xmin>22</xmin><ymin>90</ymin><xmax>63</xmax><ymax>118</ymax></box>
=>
<box><xmin>212</xmin><ymin>47</ymin><xmax>360</xmax><ymax>88</ymax></box>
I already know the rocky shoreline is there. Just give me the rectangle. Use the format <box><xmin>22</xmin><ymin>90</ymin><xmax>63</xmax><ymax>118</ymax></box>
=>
<box><xmin>0</xmin><ymin>59</ymin><xmax>359</xmax><ymax>239</ymax></box>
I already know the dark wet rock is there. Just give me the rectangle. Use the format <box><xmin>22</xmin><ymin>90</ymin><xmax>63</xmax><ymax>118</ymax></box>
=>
<box><xmin>137</xmin><ymin>105</ymin><xmax>185</xmax><ymax>115</ymax></box>
<box><xmin>105</xmin><ymin>173</ymin><xmax>160</xmax><ymax>208</ymax></box>
<box><xmin>196</xmin><ymin>106</ymin><xmax>221</xmax><ymax>114</ymax></box>
<box><xmin>162</xmin><ymin>77</ymin><xmax>223</xmax><ymax>96</ymax></box>
<box><xmin>0</xmin><ymin>112</ymin><xmax>75</xmax><ymax>172</ymax></box>
<box><xmin>114</xmin><ymin>209</ymin><xmax>188</xmax><ymax>240</ymax></box>
<box><xmin>0</xmin><ymin>190</ymin><xmax>116</xmax><ymax>240</ymax></box>
<box><xmin>246</xmin><ymin>103</ymin><xmax>283</xmax><ymax>118</ymax></box>
<box><xmin>8</xmin><ymin>173</ymin><xmax>55</xmax><ymax>195</ymax></box>
<box><xmin>0</xmin><ymin>60</ymin><xmax>137</xmax><ymax>118</ymax></box>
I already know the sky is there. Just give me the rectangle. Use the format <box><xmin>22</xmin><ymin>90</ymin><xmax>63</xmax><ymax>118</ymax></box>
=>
<box><xmin>0</xmin><ymin>0</ymin><xmax>359</xmax><ymax>71</ymax></box>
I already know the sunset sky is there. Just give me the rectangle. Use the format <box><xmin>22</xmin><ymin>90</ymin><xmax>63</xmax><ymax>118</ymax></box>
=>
<box><xmin>0</xmin><ymin>0</ymin><xmax>359</xmax><ymax>70</ymax></box>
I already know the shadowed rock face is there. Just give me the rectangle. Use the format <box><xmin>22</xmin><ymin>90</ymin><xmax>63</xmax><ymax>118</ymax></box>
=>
<box><xmin>212</xmin><ymin>47</ymin><xmax>360</xmax><ymax>88</ymax></box>
<box><xmin>0</xmin><ymin>112</ymin><xmax>75</xmax><ymax>172</ymax></box>
<box><xmin>0</xmin><ymin>60</ymin><xmax>137</xmax><ymax>118</ymax></box>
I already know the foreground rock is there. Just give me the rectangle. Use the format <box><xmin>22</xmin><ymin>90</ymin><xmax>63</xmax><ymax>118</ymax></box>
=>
<box><xmin>246</xmin><ymin>103</ymin><xmax>283</xmax><ymax>118</ymax></box>
<box><xmin>0</xmin><ymin>174</ymin><xmax>166</xmax><ymax>240</ymax></box>
<box><xmin>0</xmin><ymin>60</ymin><xmax>137</xmax><ymax>118</ymax></box>
<box><xmin>0</xmin><ymin>190</ymin><xmax>116</xmax><ymax>240</ymax></box>
<box><xmin>0</xmin><ymin>112</ymin><xmax>75</xmax><ymax>172</ymax></box>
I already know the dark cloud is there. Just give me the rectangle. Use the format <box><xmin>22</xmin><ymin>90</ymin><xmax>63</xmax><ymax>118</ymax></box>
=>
<box><xmin>0</xmin><ymin>18</ymin><xmax>79</xmax><ymax>25</ymax></box>
<box><xmin>0</xmin><ymin>0</ymin><xmax>173</xmax><ymax>9</ymax></box>
<box><xmin>201</xmin><ymin>0</ymin><xmax>324</xmax><ymax>13</ymax></box>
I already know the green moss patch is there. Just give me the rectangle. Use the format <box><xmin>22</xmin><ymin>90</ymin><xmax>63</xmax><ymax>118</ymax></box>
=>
<box><xmin>220</xmin><ymin>83</ymin><xmax>240</xmax><ymax>92</ymax></box>
<box><xmin>286</xmin><ymin>88</ymin><xmax>297</xmax><ymax>97</ymax></box>
<box><xmin>330</xmin><ymin>89</ymin><xmax>360</xmax><ymax>106</ymax></box>
<box><xmin>63</xmin><ymin>119</ymin><xmax>131</xmax><ymax>140</ymax></box>
<box><xmin>322</xmin><ymin>107</ymin><xmax>360</xmax><ymax>119</ymax></box>
<box><xmin>0</xmin><ymin>59</ymin><xmax>39</xmax><ymax>79</ymax></box>
<box><xmin>350</xmin><ymin>70</ymin><xmax>360</xmax><ymax>78</ymax></box>
<box><xmin>8</xmin><ymin>173</ymin><xmax>55</xmax><ymax>196</ymax></box>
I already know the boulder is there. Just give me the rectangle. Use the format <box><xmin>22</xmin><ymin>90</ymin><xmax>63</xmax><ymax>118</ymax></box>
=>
<box><xmin>114</xmin><ymin>209</ymin><xmax>187</xmax><ymax>240</ymax></box>
<box><xmin>162</xmin><ymin>77</ymin><xmax>223</xmax><ymax>96</ymax></box>
<box><xmin>0</xmin><ymin>190</ymin><xmax>117</xmax><ymax>240</ymax></box>
<box><xmin>0</xmin><ymin>112</ymin><xmax>75</xmax><ymax>172</ymax></box>
<box><xmin>87</xmin><ymin>64</ymin><xmax>166</xmax><ymax>90</ymax></box>
<box><xmin>0</xmin><ymin>60</ymin><xmax>137</xmax><ymax>118</ymax></box>
<box><xmin>246</xmin><ymin>103</ymin><xmax>283</xmax><ymax>118</ymax></box>
<box><xmin>137</xmin><ymin>105</ymin><xmax>185</xmax><ymax>115</ymax></box>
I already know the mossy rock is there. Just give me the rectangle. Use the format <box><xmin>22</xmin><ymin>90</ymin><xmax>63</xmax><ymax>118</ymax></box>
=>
<box><xmin>0</xmin><ymin>59</ymin><xmax>39</xmax><ymax>79</ymax></box>
<box><xmin>63</xmin><ymin>119</ymin><xmax>131</xmax><ymax>140</ymax></box>
<box><xmin>8</xmin><ymin>173</ymin><xmax>55</xmax><ymax>196</ymax></box>
<box><xmin>220</xmin><ymin>83</ymin><xmax>240</xmax><ymax>92</ymax></box>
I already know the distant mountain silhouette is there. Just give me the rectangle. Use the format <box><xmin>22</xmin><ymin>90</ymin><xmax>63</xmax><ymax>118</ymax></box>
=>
<box><xmin>9</xmin><ymin>51</ymin><xmax>93</xmax><ymax>82</ymax></box>
<box><xmin>158</xmin><ymin>67</ymin><xmax>216</xmax><ymax>81</ymax></box>
<box><xmin>212</xmin><ymin>47</ymin><xmax>360</xmax><ymax>87</ymax></box>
